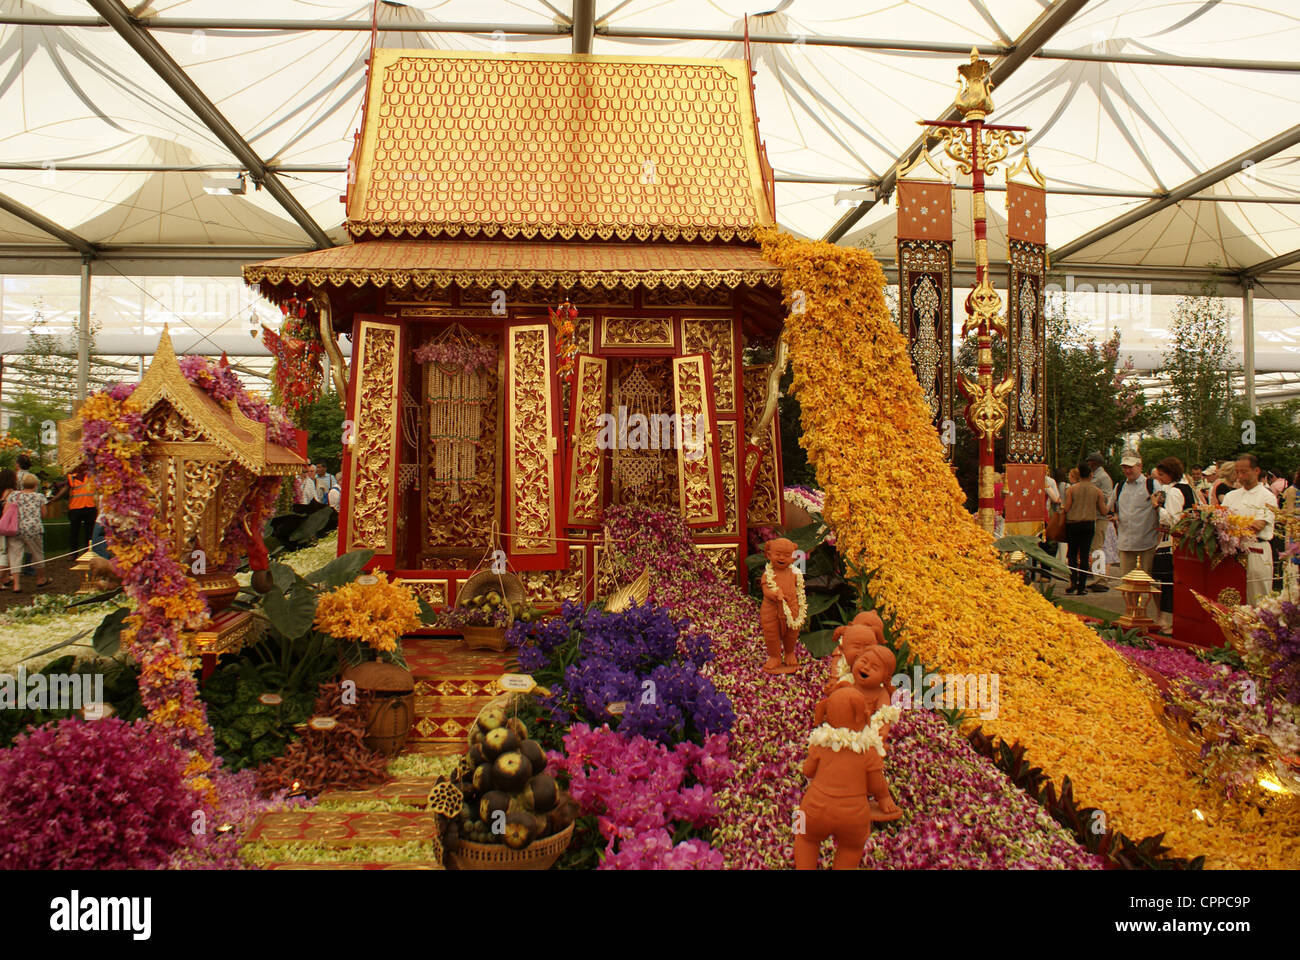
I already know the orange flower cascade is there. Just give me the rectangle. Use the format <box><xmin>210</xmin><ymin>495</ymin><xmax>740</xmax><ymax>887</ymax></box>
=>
<box><xmin>759</xmin><ymin>228</ymin><xmax>1300</xmax><ymax>868</ymax></box>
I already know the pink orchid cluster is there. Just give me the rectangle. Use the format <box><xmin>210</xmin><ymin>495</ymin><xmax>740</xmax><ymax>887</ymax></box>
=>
<box><xmin>180</xmin><ymin>353</ymin><xmax>298</xmax><ymax>448</ymax></box>
<box><xmin>414</xmin><ymin>340</ymin><xmax>496</xmax><ymax>373</ymax></box>
<box><xmin>547</xmin><ymin>723</ymin><xmax>733</xmax><ymax>870</ymax></box>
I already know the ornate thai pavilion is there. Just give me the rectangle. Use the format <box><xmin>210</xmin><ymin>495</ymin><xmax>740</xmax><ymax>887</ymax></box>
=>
<box><xmin>244</xmin><ymin>49</ymin><xmax>788</xmax><ymax>607</ymax></box>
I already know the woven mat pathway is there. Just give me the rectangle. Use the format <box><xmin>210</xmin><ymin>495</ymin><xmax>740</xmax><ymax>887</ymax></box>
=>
<box><xmin>254</xmin><ymin>636</ymin><xmax>509</xmax><ymax>869</ymax></box>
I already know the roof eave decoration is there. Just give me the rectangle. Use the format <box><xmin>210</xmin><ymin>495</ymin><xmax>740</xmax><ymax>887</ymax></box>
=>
<box><xmin>58</xmin><ymin>327</ymin><xmax>298</xmax><ymax>475</ymax></box>
<box><xmin>242</xmin><ymin>264</ymin><xmax>779</xmax><ymax>293</ymax></box>
<box><xmin>346</xmin><ymin>50</ymin><xmax>774</xmax><ymax>240</ymax></box>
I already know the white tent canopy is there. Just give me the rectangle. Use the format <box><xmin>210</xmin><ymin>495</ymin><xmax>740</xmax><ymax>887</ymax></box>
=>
<box><xmin>3</xmin><ymin>0</ymin><xmax>1300</xmax><ymax>404</ymax></box>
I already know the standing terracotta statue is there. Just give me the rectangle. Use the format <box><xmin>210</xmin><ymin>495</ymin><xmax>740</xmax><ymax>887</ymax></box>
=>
<box><xmin>794</xmin><ymin>686</ymin><xmax>875</xmax><ymax>870</ymax></box>
<box><xmin>851</xmin><ymin>645</ymin><xmax>902</xmax><ymax>821</ymax></box>
<box><xmin>760</xmin><ymin>536</ymin><xmax>806</xmax><ymax>674</ymax></box>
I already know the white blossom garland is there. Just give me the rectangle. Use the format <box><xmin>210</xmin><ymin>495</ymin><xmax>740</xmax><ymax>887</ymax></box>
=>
<box><xmin>808</xmin><ymin>705</ymin><xmax>901</xmax><ymax>756</ymax></box>
<box><xmin>763</xmin><ymin>562</ymin><xmax>807</xmax><ymax>631</ymax></box>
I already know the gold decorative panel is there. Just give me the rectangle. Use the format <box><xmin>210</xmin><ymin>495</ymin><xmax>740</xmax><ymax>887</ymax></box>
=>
<box><xmin>600</xmin><ymin>316</ymin><xmax>674</xmax><ymax>349</ymax></box>
<box><xmin>698</xmin><ymin>421</ymin><xmax>739</xmax><ymax>537</ymax></box>
<box><xmin>592</xmin><ymin>545</ymin><xmax>620</xmax><ymax>599</ymax></box>
<box><xmin>566</xmin><ymin>355</ymin><xmax>609</xmax><ymax>527</ymax></box>
<box><xmin>424</xmin><ymin>331</ymin><xmax>501</xmax><ymax>554</ymax></box>
<box><xmin>743</xmin><ymin>365</ymin><xmax>782</xmax><ymax>526</ymax></box>
<box><xmin>573</xmin><ymin>317</ymin><xmax>594</xmax><ymax>355</ymax></box>
<box><xmin>672</xmin><ymin>354</ymin><xmax>723</xmax><ymax>527</ymax></box>
<box><xmin>347</xmin><ymin>320</ymin><xmax>403</xmax><ymax>554</ymax></box>
<box><xmin>346</xmin><ymin>51</ymin><xmax>773</xmax><ymax>240</ymax></box>
<box><xmin>519</xmin><ymin>546</ymin><xmax>587</xmax><ymax>606</ymax></box>
<box><xmin>645</xmin><ymin>286</ymin><xmax>732</xmax><ymax>308</ymax></box>
<box><xmin>681</xmin><ymin>318</ymin><xmax>736</xmax><ymax>414</ymax></box>
<box><xmin>699</xmin><ymin>544</ymin><xmax>739</xmax><ymax>584</ymax></box>
<box><xmin>396</xmin><ymin>579</ymin><xmax>449</xmax><ymax>608</ymax></box>
<box><xmin>505</xmin><ymin>324</ymin><xmax>560</xmax><ymax>558</ymax></box>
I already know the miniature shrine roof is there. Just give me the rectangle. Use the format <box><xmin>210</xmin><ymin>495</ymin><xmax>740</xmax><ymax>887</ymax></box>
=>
<box><xmin>57</xmin><ymin>327</ymin><xmax>306</xmax><ymax>476</ymax></box>
<box><xmin>243</xmin><ymin>239</ymin><xmax>780</xmax><ymax>292</ymax></box>
<box><xmin>344</xmin><ymin>50</ymin><xmax>775</xmax><ymax>242</ymax></box>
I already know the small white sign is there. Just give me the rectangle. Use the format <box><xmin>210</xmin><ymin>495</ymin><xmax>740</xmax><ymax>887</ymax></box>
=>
<box><xmin>606</xmin><ymin>701</ymin><xmax>628</xmax><ymax>716</ymax></box>
<box><xmin>308</xmin><ymin>716</ymin><xmax>338</xmax><ymax>731</ymax></box>
<box><xmin>258</xmin><ymin>693</ymin><xmax>283</xmax><ymax>706</ymax></box>
<box><xmin>499</xmin><ymin>673</ymin><xmax>536</xmax><ymax>694</ymax></box>
<box><xmin>357</xmin><ymin>574</ymin><xmax>379</xmax><ymax>586</ymax></box>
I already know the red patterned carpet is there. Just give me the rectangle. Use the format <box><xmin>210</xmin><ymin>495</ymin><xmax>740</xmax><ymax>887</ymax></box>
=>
<box><xmin>253</xmin><ymin>636</ymin><xmax>510</xmax><ymax>869</ymax></box>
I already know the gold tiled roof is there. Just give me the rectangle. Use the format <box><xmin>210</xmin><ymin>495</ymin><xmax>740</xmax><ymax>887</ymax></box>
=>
<box><xmin>346</xmin><ymin>50</ymin><xmax>775</xmax><ymax>242</ymax></box>
<box><xmin>243</xmin><ymin>240</ymin><xmax>780</xmax><ymax>291</ymax></box>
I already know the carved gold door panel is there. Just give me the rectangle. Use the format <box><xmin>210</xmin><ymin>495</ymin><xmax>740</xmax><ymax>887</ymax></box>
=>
<box><xmin>565</xmin><ymin>354</ymin><xmax>608</xmax><ymax>528</ymax></box>
<box><xmin>504</xmin><ymin>321</ymin><xmax>565</xmax><ymax>569</ymax></box>
<box><xmin>346</xmin><ymin>317</ymin><xmax>404</xmax><ymax>561</ymax></box>
<box><xmin>671</xmin><ymin>354</ymin><xmax>724</xmax><ymax>528</ymax></box>
<box><xmin>742</xmin><ymin>364</ymin><xmax>783</xmax><ymax>527</ymax></box>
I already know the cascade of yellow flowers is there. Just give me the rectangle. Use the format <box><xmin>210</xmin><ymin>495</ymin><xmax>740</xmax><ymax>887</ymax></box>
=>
<box><xmin>759</xmin><ymin>227</ymin><xmax>1300</xmax><ymax>868</ymax></box>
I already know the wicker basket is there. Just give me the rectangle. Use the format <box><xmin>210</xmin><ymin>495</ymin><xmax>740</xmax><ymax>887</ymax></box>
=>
<box><xmin>462</xmin><ymin>624</ymin><xmax>510</xmax><ymax>652</ymax></box>
<box><xmin>459</xmin><ymin>569</ymin><xmax>525</xmax><ymax>607</ymax></box>
<box><xmin>447</xmin><ymin>822</ymin><xmax>573</xmax><ymax>871</ymax></box>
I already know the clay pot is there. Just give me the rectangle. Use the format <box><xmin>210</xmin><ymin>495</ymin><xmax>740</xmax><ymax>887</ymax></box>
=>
<box><xmin>342</xmin><ymin>661</ymin><xmax>416</xmax><ymax>755</ymax></box>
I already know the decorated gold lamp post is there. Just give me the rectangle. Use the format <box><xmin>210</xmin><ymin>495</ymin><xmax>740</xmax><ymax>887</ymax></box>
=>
<box><xmin>923</xmin><ymin>50</ymin><xmax>1029</xmax><ymax>534</ymax></box>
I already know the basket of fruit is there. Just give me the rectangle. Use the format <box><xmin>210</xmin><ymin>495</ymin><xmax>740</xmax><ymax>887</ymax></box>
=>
<box><xmin>454</xmin><ymin>571</ymin><xmax>525</xmax><ymax>651</ymax></box>
<box><xmin>440</xmin><ymin>700</ymin><xmax>576</xmax><ymax>870</ymax></box>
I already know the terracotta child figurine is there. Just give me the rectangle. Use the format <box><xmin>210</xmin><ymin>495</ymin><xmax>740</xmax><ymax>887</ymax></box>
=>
<box><xmin>851</xmin><ymin>644</ymin><xmax>902</xmax><ymax>821</ymax></box>
<box><xmin>760</xmin><ymin>536</ymin><xmax>806</xmax><ymax>674</ymax></box>
<box><xmin>824</xmin><ymin>616</ymin><xmax>885</xmax><ymax>695</ymax></box>
<box><xmin>794</xmin><ymin>686</ymin><xmax>875</xmax><ymax>870</ymax></box>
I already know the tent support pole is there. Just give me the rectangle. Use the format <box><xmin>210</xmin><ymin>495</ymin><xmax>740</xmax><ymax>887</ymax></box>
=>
<box><xmin>1243</xmin><ymin>279</ymin><xmax>1257</xmax><ymax>416</ymax></box>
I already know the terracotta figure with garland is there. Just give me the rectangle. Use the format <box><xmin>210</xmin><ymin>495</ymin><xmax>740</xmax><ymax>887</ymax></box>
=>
<box><xmin>794</xmin><ymin>685</ymin><xmax>878</xmax><ymax>869</ymax></box>
<box><xmin>760</xmin><ymin>536</ymin><xmax>806</xmax><ymax>674</ymax></box>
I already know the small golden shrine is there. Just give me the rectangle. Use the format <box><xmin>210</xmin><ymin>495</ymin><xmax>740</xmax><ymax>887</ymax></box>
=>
<box><xmin>57</xmin><ymin>328</ymin><xmax>308</xmax><ymax>652</ymax></box>
<box><xmin>244</xmin><ymin>50</ymin><xmax>790</xmax><ymax>608</ymax></box>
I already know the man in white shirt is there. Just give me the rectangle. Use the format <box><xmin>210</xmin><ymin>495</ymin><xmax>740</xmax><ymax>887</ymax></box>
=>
<box><xmin>313</xmin><ymin>463</ymin><xmax>335</xmax><ymax>504</ymax></box>
<box><xmin>1222</xmin><ymin>453</ymin><xmax>1278</xmax><ymax>604</ymax></box>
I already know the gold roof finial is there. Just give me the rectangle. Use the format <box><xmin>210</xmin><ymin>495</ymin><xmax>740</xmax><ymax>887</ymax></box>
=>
<box><xmin>955</xmin><ymin>47</ymin><xmax>994</xmax><ymax>120</ymax></box>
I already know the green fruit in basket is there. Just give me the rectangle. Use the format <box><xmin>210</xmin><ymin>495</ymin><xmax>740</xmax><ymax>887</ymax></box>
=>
<box><xmin>519</xmin><ymin>739</ymin><xmax>546</xmax><ymax>776</ymax></box>
<box><xmin>478</xmin><ymin>706</ymin><xmax>508</xmax><ymax>732</ymax></box>
<box><xmin>523</xmin><ymin>773</ymin><xmax>558</xmax><ymax>814</ymax></box>
<box><xmin>459</xmin><ymin>778</ymin><xmax>480</xmax><ymax>803</ymax></box>
<box><xmin>491</xmin><ymin>751</ymin><xmax>533</xmax><ymax>792</ymax></box>
<box><xmin>502</xmin><ymin>811</ymin><xmax>537</xmax><ymax>850</ymax></box>
<box><xmin>459</xmin><ymin>801</ymin><xmax>475</xmax><ymax>823</ymax></box>
<box><xmin>472</xmin><ymin>762</ymin><xmax>494</xmax><ymax>795</ymax></box>
<box><xmin>468</xmin><ymin>743</ymin><xmax>486</xmax><ymax>767</ymax></box>
<box><xmin>506</xmin><ymin>717</ymin><xmax>529</xmax><ymax>741</ymax></box>
<box><xmin>482</xmin><ymin>726</ymin><xmax>519</xmax><ymax>760</ymax></box>
<box><xmin>486</xmin><ymin>591</ymin><xmax>502</xmax><ymax>605</ymax></box>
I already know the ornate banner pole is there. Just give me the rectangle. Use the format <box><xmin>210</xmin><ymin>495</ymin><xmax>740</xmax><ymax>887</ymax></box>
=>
<box><xmin>923</xmin><ymin>49</ymin><xmax>1027</xmax><ymax>534</ymax></box>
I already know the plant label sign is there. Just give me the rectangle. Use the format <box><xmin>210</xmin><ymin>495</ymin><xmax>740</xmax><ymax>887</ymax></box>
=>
<box><xmin>308</xmin><ymin>716</ymin><xmax>338</xmax><ymax>731</ymax></box>
<box><xmin>357</xmin><ymin>574</ymin><xmax>379</xmax><ymax>586</ymax></box>
<box><xmin>499</xmin><ymin>673</ymin><xmax>536</xmax><ymax>694</ymax></box>
<box><xmin>606</xmin><ymin>701</ymin><xmax>628</xmax><ymax>716</ymax></box>
<box><xmin>258</xmin><ymin>693</ymin><xmax>283</xmax><ymax>706</ymax></box>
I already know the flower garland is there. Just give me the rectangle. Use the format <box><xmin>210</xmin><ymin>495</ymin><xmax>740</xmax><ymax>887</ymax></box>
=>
<box><xmin>762</xmin><ymin>562</ymin><xmax>807</xmax><ymax>631</ymax></box>
<box><xmin>758</xmin><ymin>227</ymin><xmax>1300</xmax><ymax>868</ymax></box>
<box><xmin>412</xmin><ymin>339</ymin><xmax>496</xmax><ymax>373</ymax></box>
<box><xmin>807</xmin><ymin>704</ymin><xmax>900</xmax><ymax>757</ymax></box>
<box><xmin>79</xmin><ymin>387</ymin><xmax>218</xmax><ymax>803</ymax></box>
<box><xmin>262</xmin><ymin>316</ymin><xmax>324</xmax><ymax>422</ymax></box>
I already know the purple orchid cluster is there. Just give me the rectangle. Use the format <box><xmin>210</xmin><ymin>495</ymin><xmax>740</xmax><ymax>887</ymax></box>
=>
<box><xmin>546</xmin><ymin>723</ymin><xmax>733</xmax><ymax>870</ymax></box>
<box><xmin>413</xmin><ymin>340</ymin><xmax>496</xmax><ymax>373</ymax></box>
<box><xmin>1252</xmin><ymin>598</ymin><xmax>1300</xmax><ymax>707</ymax></box>
<box><xmin>1101</xmin><ymin>638</ymin><xmax>1226</xmax><ymax>685</ymax></box>
<box><xmin>179</xmin><ymin>353</ymin><xmax>298</xmax><ymax>448</ymax></box>
<box><xmin>512</xmin><ymin>600</ymin><xmax>733</xmax><ymax>745</ymax></box>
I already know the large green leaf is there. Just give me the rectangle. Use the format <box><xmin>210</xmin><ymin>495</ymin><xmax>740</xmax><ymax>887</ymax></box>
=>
<box><xmin>305</xmin><ymin>549</ymin><xmax>376</xmax><ymax>588</ymax></box>
<box><xmin>799</xmin><ymin>628</ymin><xmax>839</xmax><ymax>658</ymax></box>
<box><xmin>802</xmin><ymin>589</ymin><xmax>840</xmax><ymax>620</ymax></box>
<box><xmin>993</xmin><ymin>535</ymin><xmax>1069</xmax><ymax>575</ymax></box>
<box><xmin>291</xmin><ymin>506</ymin><xmax>334</xmax><ymax>544</ymax></box>
<box><xmin>92</xmin><ymin>608</ymin><xmax>129</xmax><ymax>656</ymax></box>
<box><xmin>261</xmin><ymin>584</ymin><xmax>317</xmax><ymax>640</ymax></box>
<box><xmin>270</xmin><ymin>561</ymin><xmax>300</xmax><ymax>594</ymax></box>
<box><xmin>417</xmin><ymin>595</ymin><xmax>440</xmax><ymax>626</ymax></box>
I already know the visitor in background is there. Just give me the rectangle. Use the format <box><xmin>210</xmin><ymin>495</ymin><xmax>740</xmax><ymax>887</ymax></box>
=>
<box><xmin>1058</xmin><ymin>467</ymin><xmax>1080</xmax><ymax>562</ymax></box>
<box><xmin>50</xmin><ymin>465</ymin><xmax>97</xmax><ymax>551</ymax></box>
<box><xmin>1189</xmin><ymin>465</ymin><xmax>1206</xmax><ymax>500</ymax></box>
<box><xmin>1223</xmin><ymin>453</ymin><xmax>1277</xmax><ymax>604</ymax></box>
<box><xmin>327</xmin><ymin>483</ymin><xmax>341</xmax><ymax>511</ymax></box>
<box><xmin>15</xmin><ymin>453</ymin><xmax>33</xmax><ymax>490</ymax></box>
<box><xmin>1061</xmin><ymin>461</ymin><xmax>1110</xmax><ymax>595</ymax></box>
<box><xmin>313</xmin><ymin>462</ymin><xmax>335</xmax><ymax>504</ymax></box>
<box><xmin>1210</xmin><ymin>461</ymin><xmax>1237</xmax><ymax>506</ymax></box>
<box><xmin>294</xmin><ymin>465</ymin><xmax>317</xmax><ymax>508</ymax></box>
<box><xmin>0</xmin><ymin>468</ymin><xmax>15</xmax><ymax>586</ymax></box>
<box><xmin>1151</xmin><ymin>457</ymin><xmax>1195</xmax><ymax>632</ymax></box>
<box><xmin>1085</xmin><ymin>452</ymin><xmax>1115</xmax><ymax>591</ymax></box>
<box><xmin>7</xmin><ymin>473</ymin><xmax>49</xmax><ymax>592</ymax></box>
<box><xmin>1040</xmin><ymin>470</ymin><xmax>1063</xmax><ymax>582</ymax></box>
<box><xmin>1109</xmin><ymin>453</ymin><xmax>1161</xmax><ymax>580</ymax></box>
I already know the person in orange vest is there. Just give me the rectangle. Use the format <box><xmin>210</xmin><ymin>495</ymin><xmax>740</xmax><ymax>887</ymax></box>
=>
<box><xmin>51</xmin><ymin>466</ymin><xmax>98</xmax><ymax>551</ymax></box>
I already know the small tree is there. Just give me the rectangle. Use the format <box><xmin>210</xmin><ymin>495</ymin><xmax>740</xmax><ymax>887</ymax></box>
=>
<box><xmin>303</xmin><ymin>392</ymin><xmax>345</xmax><ymax>474</ymax></box>
<box><xmin>1160</xmin><ymin>276</ymin><xmax>1237</xmax><ymax>467</ymax></box>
